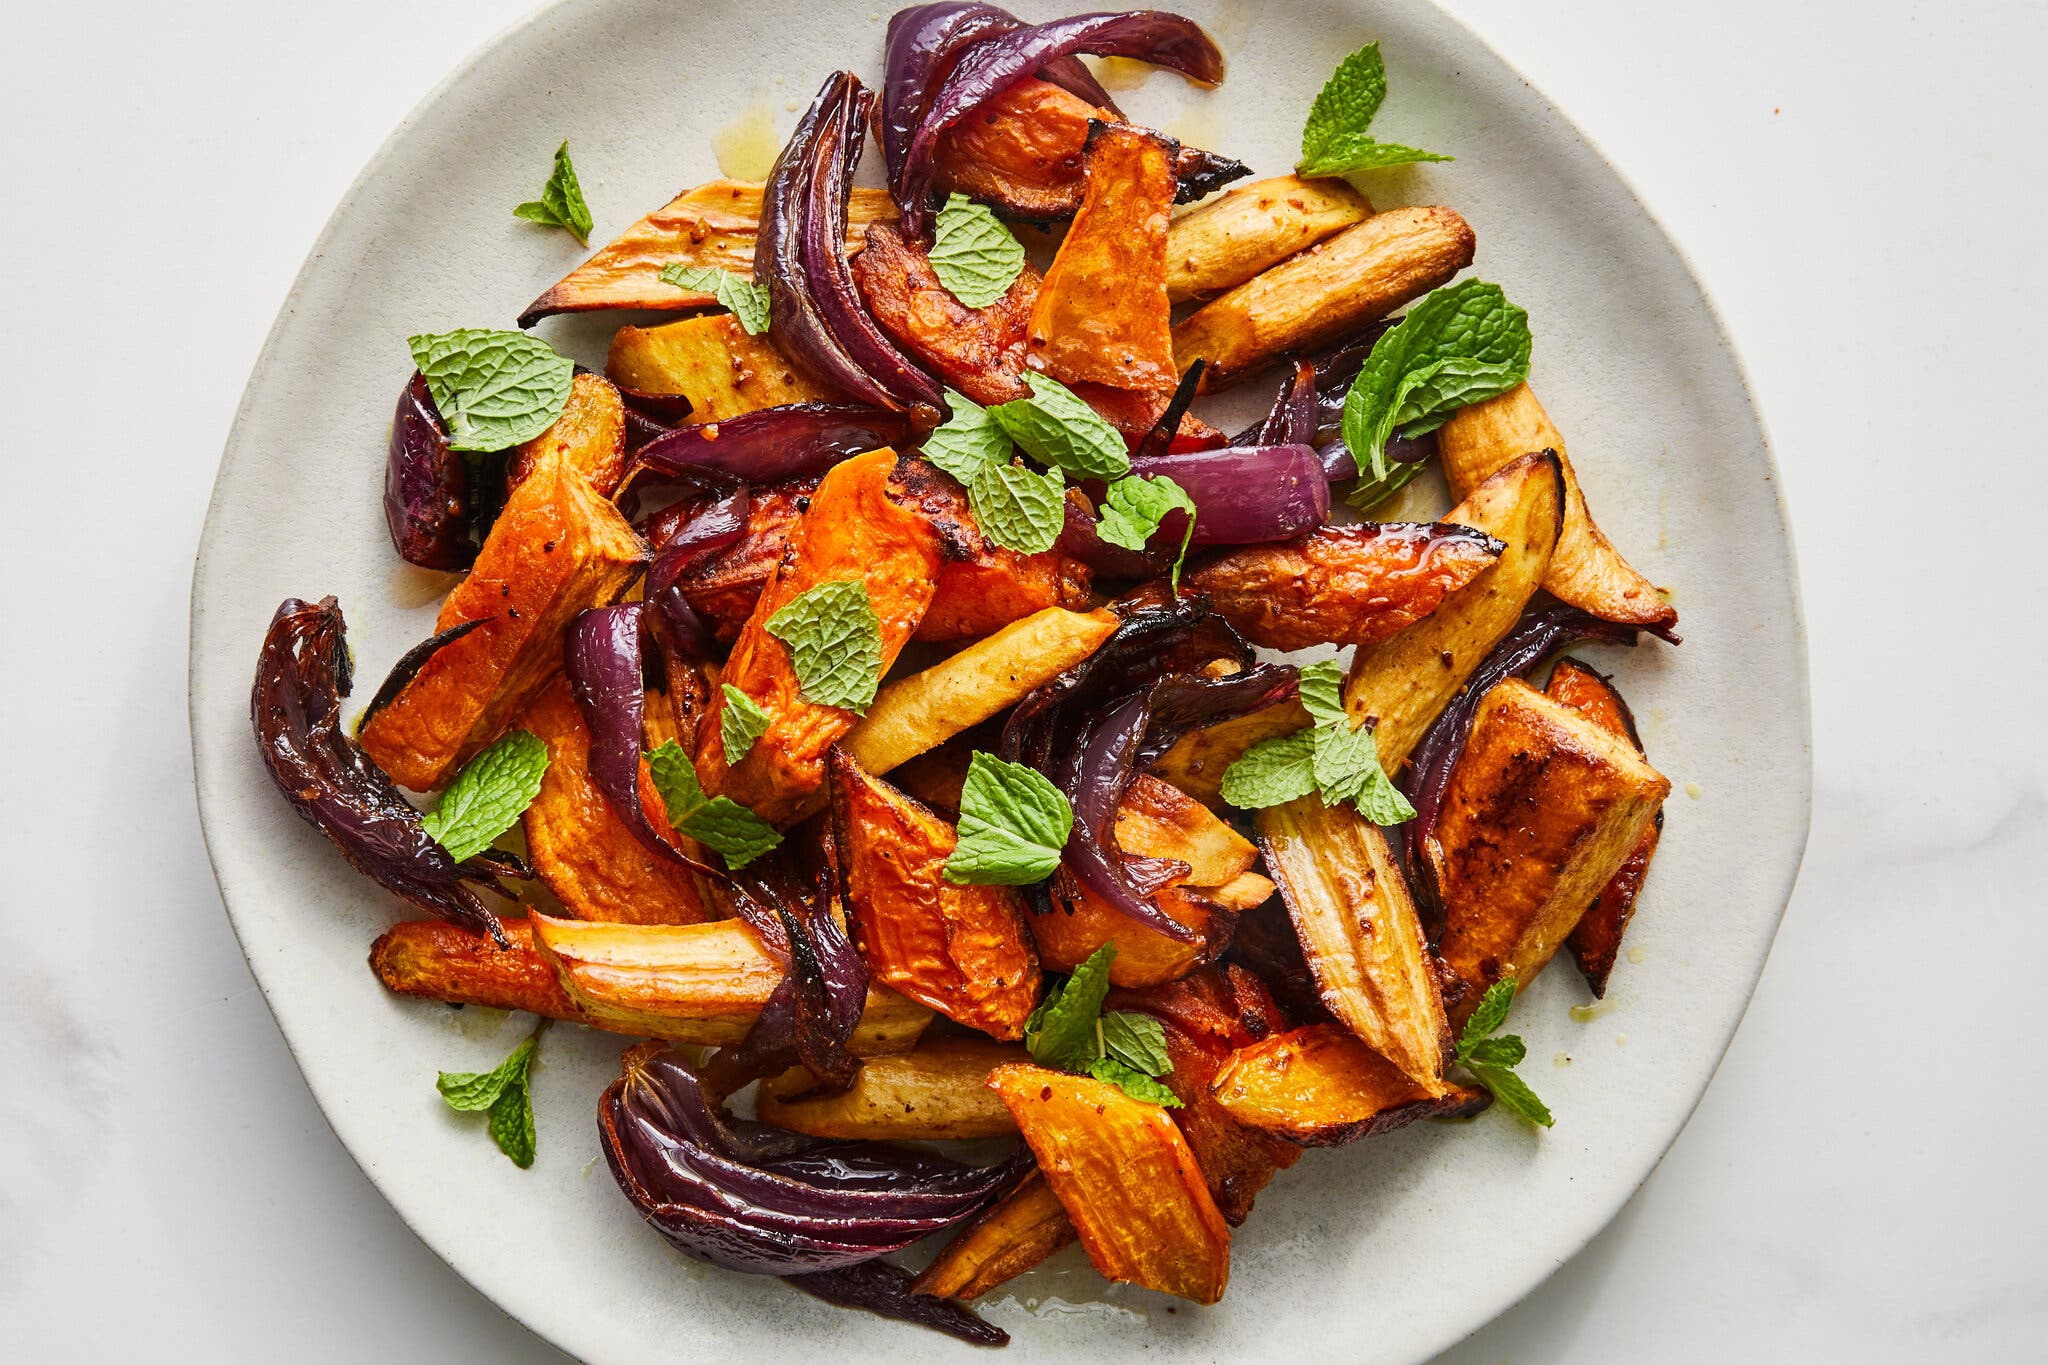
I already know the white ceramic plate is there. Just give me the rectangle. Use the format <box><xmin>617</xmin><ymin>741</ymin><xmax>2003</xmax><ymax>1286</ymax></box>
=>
<box><xmin>190</xmin><ymin>1</ymin><xmax>1810</xmax><ymax>1360</ymax></box>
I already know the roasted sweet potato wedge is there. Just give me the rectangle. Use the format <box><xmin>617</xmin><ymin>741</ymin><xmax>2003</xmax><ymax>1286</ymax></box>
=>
<box><xmin>1151</xmin><ymin>699</ymin><xmax>1311</xmax><ymax>807</ymax></box>
<box><xmin>1343</xmin><ymin>450</ymin><xmax>1565</xmax><ymax>769</ymax></box>
<box><xmin>670</xmin><ymin>478</ymin><xmax>819</xmax><ymax>638</ymax></box>
<box><xmin>1139</xmin><ymin>988</ymin><xmax>1301</xmax><ymax>1224</ymax></box>
<box><xmin>527</xmin><ymin>911</ymin><xmax>933</xmax><ymax>1052</ymax></box>
<box><xmin>359</xmin><ymin>451</ymin><xmax>645</xmax><ymax>791</ymax></box>
<box><xmin>1116</xmin><ymin>775</ymin><xmax>1261</xmax><ymax>888</ymax></box>
<box><xmin>370</xmin><ymin>918</ymin><xmax>583</xmax><ymax>1018</ymax></box>
<box><xmin>607</xmin><ymin>313</ymin><xmax>839</xmax><ymax>419</ymax></box>
<box><xmin>696</xmin><ymin>450</ymin><xmax>944</xmax><ymax>823</ymax></box>
<box><xmin>1172</xmin><ymin>206</ymin><xmax>1476</xmax><ymax>388</ymax></box>
<box><xmin>517</xmin><ymin>676</ymin><xmax>711</xmax><ymax>925</ymax></box>
<box><xmin>1187</xmin><ymin>522</ymin><xmax>1505</xmax><ymax>652</ymax></box>
<box><xmin>1070</xmin><ymin>381</ymin><xmax>1225</xmax><ymax>448</ymax></box>
<box><xmin>1028</xmin><ymin>122</ymin><xmax>1178</xmax><ymax>392</ymax></box>
<box><xmin>1429</xmin><ymin>678</ymin><xmax>1669</xmax><ymax>1016</ymax></box>
<box><xmin>507</xmin><ymin>370</ymin><xmax>627</xmax><ymax>496</ymax></box>
<box><xmin>851</xmin><ymin>222</ymin><xmax>1038</xmax><ymax>407</ymax></box>
<box><xmin>1210</xmin><ymin>1023</ymin><xmax>1490</xmax><ymax>1145</ymax></box>
<box><xmin>756</xmin><ymin>1035</ymin><xmax>1027</xmax><ymax>1139</ymax></box>
<box><xmin>931</xmin><ymin>77</ymin><xmax>1105</xmax><ymax>223</ymax></box>
<box><xmin>829</xmin><ymin>749</ymin><xmax>1041</xmax><ymax>1039</ymax></box>
<box><xmin>1438</xmin><ymin>384</ymin><xmax>1677</xmax><ymax>634</ymax></box>
<box><xmin>913</xmin><ymin>1169</ymin><xmax>1078</xmax><ymax>1301</ymax></box>
<box><xmin>1164</xmin><ymin>175</ymin><xmax>1373</xmax><ymax>303</ymax></box>
<box><xmin>988</xmin><ymin>1063</ymin><xmax>1231</xmax><ymax>1304</ymax></box>
<box><xmin>519</xmin><ymin>179</ymin><xmax>895</xmax><ymax>324</ymax></box>
<box><xmin>1548</xmin><ymin>659</ymin><xmax>1663</xmax><ymax>996</ymax></box>
<box><xmin>1257</xmin><ymin>800</ymin><xmax>1450</xmax><ymax>1089</ymax></box>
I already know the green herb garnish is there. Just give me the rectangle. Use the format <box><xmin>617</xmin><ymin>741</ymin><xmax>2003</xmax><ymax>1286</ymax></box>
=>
<box><xmin>1455</xmin><ymin>978</ymin><xmax>1553</xmax><ymax>1127</ymax></box>
<box><xmin>647</xmin><ymin>740</ymin><xmax>782</xmax><ymax>869</ymax></box>
<box><xmin>764</xmin><ymin>578</ymin><xmax>885</xmax><ymax>714</ymax></box>
<box><xmin>1023</xmin><ymin>945</ymin><xmax>1182</xmax><ymax>1107</ymax></box>
<box><xmin>1096</xmin><ymin>474</ymin><xmax>1197</xmax><ymax>589</ymax></box>
<box><xmin>513</xmin><ymin>141</ymin><xmax>594</xmax><ymax>244</ymax></box>
<box><xmin>929</xmin><ymin>193</ymin><xmax>1027</xmax><ymax>308</ymax></box>
<box><xmin>659</xmin><ymin>263</ymin><xmax>771</xmax><ymax>336</ymax></box>
<box><xmin>437</xmin><ymin>1021</ymin><xmax>547</xmax><ymax>1168</ymax></box>
<box><xmin>718</xmin><ymin>684</ymin><xmax>772</xmax><ymax>766</ymax></box>
<box><xmin>987</xmin><ymin>373</ymin><xmax>1131</xmax><ymax>481</ymax></box>
<box><xmin>1299</xmin><ymin>43</ymin><xmax>1453</xmax><ymax>179</ymax></box>
<box><xmin>944</xmin><ymin>752</ymin><xmax>1073</xmax><ymax>886</ymax></box>
<box><xmin>406</xmin><ymin>328</ymin><xmax>575</xmax><ymax>453</ymax></box>
<box><xmin>1220</xmin><ymin>661</ymin><xmax>1414</xmax><ymax>823</ymax></box>
<box><xmin>419</xmin><ymin>729</ymin><xmax>549</xmax><ymax>862</ymax></box>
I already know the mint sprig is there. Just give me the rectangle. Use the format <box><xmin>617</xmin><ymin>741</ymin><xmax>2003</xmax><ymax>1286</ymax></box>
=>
<box><xmin>718</xmin><ymin>684</ymin><xmax>772</xmax><ymax>766</ymax></box>
<box><xmin>988</xmin><ymin>374</ymin><xmax>1131</xmax><ymax>481</ymax></box>
<box><xmin>407</xmin><ymin>329</ymin><xmax>576</xmax><ymax>453</ymax></box>
<box><xmin>437</xmin><ymin>1021</ymin><xmax>546</xmax><ymax>1168</ymax></box>
<box><xmin>1298</xmin><ymin>43</ymin><xmax>1453</xmax><ymax>179</ymax></box>
<box><xmin>647</xmin><ymin>740</ymin><xmax>783</xmax><ymax>869</ymax></box>
<box><xmin>660</xmin><ymin>263</ymin><xmax>771</xmax><ymax>336</ymax></box>
<box><xmin>929</xmin><ymin>193</ymin><xmax>1026</xmax><ymax>308</ymax></box>
<box><xmin>513</xmin><ymin>141</ymin><xmax>594</xmax><ymax>245</ymax></box>
<box><xmin>1096</xmin><ymin>474</ymin><xmax>1197</xmax><ymax>589</ymax></box>
<box><xmin>1023</xmin><ymin>945</ymin><xmax>1182</xmax><ymax>1108</ymax></box>
<box><xmin>420</xmin><ymin>729</ymin><xmax>550</xmax><ymax>862</ymax></box>
<box><xmin>1455</xmin><ymin>978</ymin><xmax>1553</xmax><ymax>1127</ymax></box>
<box><xmin>765</xmin><ymin>578</ymin><xmax>885</xmax><ymax>714</ymax></box>
<box><xmin>1220</xmin><ymin>661</ymin><xmax>1413</xmax><ymax>823</ymax></box>
<box><xmin>1340</xmin><ymin>279</ymin><xmax>1532</xmax><ymax>493</ymax></box>
<box><xmin>922</xmin><ymin>391</ymin><xmax>1012</xmax><ymax>485</ymax></box>
<box><xmin>944</xmin><ymin>752</ymin><xmax>1073</xmax><ymax>886</ymax></box>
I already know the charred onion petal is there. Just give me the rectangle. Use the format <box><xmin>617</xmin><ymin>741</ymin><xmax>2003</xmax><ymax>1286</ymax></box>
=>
<box><xmin>1134</xmin><ymin>359</ymin><xmax>1207</xmax><ymax>461</ymax></box>
<box><xmin>723</xmin><ymin>855</ymin><xmax>865</xmax><ymax>1090</ymax></box>
<box><xmin>1060</xmin><ymin>495</ymin><xmax>1167</xmax><ymax>579</ymax></box>
<box><xmin>1401</xmin><ymin>594</ymin><xmax>1648</xmax><ymax>936</ymax></box>
<box><xmin>251</xmin><ymin>597</ymin><xmax>511</xmax><ymax>943</ymax></box>
<box><xmin>1128</xmin><ymin>443</ymin><xmax>1329</xmax><ymax>545</ymax></box>
<box><xmin>881</xmin><ymin>5</ymin><xmax>1026</xmax><ymax>192</ymax></box>
<box><xmin>644</xmin><ymin>487</ymin><xmax>752</xmax><ymax>663</ymax></box>
<box><xmin>384</xmin><ymin>372</ymin><xmax>476</xmax><ymax>570</ymax></box>
<box><xmin>1241</xmin><ymin>358</ymin><xmax>1319</xmax><ymax>448</ymax></box>
<box><xmin>788</xmin><ymin>1262</ymin><xmax>1009</xmax><ymax>1347</ymax></box>
<box><xmin>1061</xmin><ymin>691</ymin><xmax>1201</xmax><ymax>942</ymax></box>
<box><xmin>564</xmin><ymin>603</ymin><xmax>730</xmax><ymax>882</ymax></box>
<box><xmin>896</xmin><ymin>11</ymin><xmax>1228</xmax><ymax>235</ymax></box>
<box><xmin>1171</xmin><ymin>142</ymin><xmax>1252</xmax><ymax>202</ymax></box>
<box><xmin>1135</xmin><ymin>661</ymin><xmax>1299</xmax><ymax>766</ymax></box>
<box><xmin>627</xmin><ymin>404</ymin><xmax>911</xmax><ymax>489</ymax></box>
<box><xmin>355</xmin><ymin>616</ymin><xmax>488</xmax><ymax>733</ymax></box>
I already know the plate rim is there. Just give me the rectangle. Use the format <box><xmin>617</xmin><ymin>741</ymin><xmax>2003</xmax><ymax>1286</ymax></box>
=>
<box><xmin>188</xmin><ymin>0</ymin><xmax>1814</xmax><ymax>1359</ymax></box>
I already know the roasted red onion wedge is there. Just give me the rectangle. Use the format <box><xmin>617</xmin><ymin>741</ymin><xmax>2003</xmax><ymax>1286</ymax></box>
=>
<box><xmin>625</xmin><ymin>403</ymin><xmax>911</xmax><ymax>491</ymax></box>
<box><xmin>788</xmin><ymin>1261</ymin><xmax>1008</xmax><ymax>1346</ymax></box>
<box><xmin>251</xmin><ymin>597</ymin><xmax>518</xmax><ymax>943</ymax></box>
<box><xmin>384</xmin><ymin>372</ymin><xmax>476</xmax><ymax>570</ymax></box>
<box><xmin>1128</xmin><ymin>443</ymin><xmax>1329</xmax><ymax>545</ymax></box>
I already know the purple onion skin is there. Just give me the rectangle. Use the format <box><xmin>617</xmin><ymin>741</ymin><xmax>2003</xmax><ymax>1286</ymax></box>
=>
<box><xmin>1237</xmin><ymin>358</ymin><xmax>1319</xmax><ymax>448</ymax></box>
<box><xmin>896</xmin><ymin>11</ymin><xmax>1227</xmax><ymax>236</ymax></box>
<box><xmin>789</xmin><ymin>1262</ymin><xmax>1009</xmax><ymax>1347</ymax></box>
<box><xmin>881</xmin><ymin>5</ymin><xmax>1023</xmax><ymax>192</ymax></box>
<box><xmin>1400</xmin><ymin>595</ymin><xmax>1648</xmax><ymax>937</ymax></box>
<box><xmin>564</xmin><ymin>604</ymin><xmax>727</xmax><ymax>881</ymax></box>
<box><xmin>645</xmin><ymin>487</ymin><xmax>753</xmax><ymax>663</ymax></box>
<box><xmin>723</xmin><ymin>855</ymin><xmax>867</xmax><ymax>1089</ymax></box>
<box><xmin>627</xmin><ymin>404</ymin><xmax>910</xmax><ymax>490</ymax></box>
<box><xmin>1313</xmin><ymin>430</ymin><xmax>1434</xmax><ymax>483</ymax></box>
<box><xmin>1128</xmin><ymin>443</ymin><xmax>1329</xmax><ymax>546</ymax></box>
<box><xmin>355</xmin><ymin>616</ymin><xmax>488</xmax><ymax>733</ymax></box>
<box><xmin>1057</xmin><ymin>691</ymin><xmax>1195</xmax><ymax>940</ymax></box>
<box><xmin>251</xmin><ymin>598</ymin><xmax>514</xmax><ymax>943</ymax></box>
<box><xmin>384</xmin><ymin>372</ymin><xmax>476</xmax><ymax>571</ymax></box>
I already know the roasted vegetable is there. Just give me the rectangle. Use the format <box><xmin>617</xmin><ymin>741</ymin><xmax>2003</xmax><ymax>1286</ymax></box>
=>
<box><xmin>1428</xmin><ymin>678</ymin><xmax>1669</xmax><ymax>1015</ymax></box>
<box><xmin>528</xmin><ymin>912</ymin><xmax>933</xmax><ymax>1052</ymax></box>
<box><xmin>358</xmin><ymin>451</ymin><xmax>645</xmax><ymax>791</ymax></box>
<box><xmin>507</xmin><ymin>370</ymin><xmax>627</xmax><ymax>496</ymax></box>
<box><xmin>1126</xmin><ymin>443</ymin><xmax>1330</xmax><ymax>546</ymax></box>
<box><xmin>370</xmin><ymin>918</ymin><xmax>581</xmax><ymax>1016</ymax></box>
<box><xmin>1164</xmin><ymin>174</ymin><xmax>1373</xmax><ymax>303</ymax></box>
<box><xmin>788</xmin><ymin>1261</ymin><xmax>1007</xmax><ymax>1346</ymax></box>
<box><xmin>625</xmin><ymin>403</ymin><xmax>911</xmax><ymax>491</ymax></box>
<box><xmin>384</xmin><ymin>372</ymin><xmax>475</xmax><ymax>570</ymax></box>
<box><xmin>829</xmin><ymin>749</ymin><xmax>1041</xmax><ymax>1038</ymax></box>
<box><xmin>1342</xmin><ymin>450</ymin><xmax>1565</xmax><ymax>769</ymax></box>
<box><xmin>1028</xmin><ymin>121</ymin><xmax>1178</xmax><ymax>392</ymax></box>
<box><xmin>912</xmin><ymin>1168</ymin><xmax>1078</xmax><ymax>1300</ymax></box>
<box><xmin>1437</xmin><ymin>383</ymin><xmax>1679</xmax><ymax>636</ymax></box>
<box><xmin>1210</xmin><ymin>1023</ymin><xmax>1490</xmax><ymax>1145</ymax></box>
<box><xmin>519</xmin><ymin>179</ymin><xmax>895</xmax><ymax>325</ymax></box>
<box><xmin>1187</xmin><ymin>522</ymin><xmax>1505</xmax><ymax>652</ymax></box>
<box><xmin>1172</xmin><ymin>206</ymin><xmax>1476</xmax><ymax>388</ymax></box>
<box><xmin>254</xmin><ymin>597</ymin><xmax>520</xmax><ymax>941</ymax></box>
<box><xmin>696</xmin><ymin>449</ymin><xmax>944</xmax><ymax>823</ymax></box>
<box><xmin>1548</xmin><ymin>659</ymin><xmax>1663</xmax><ymax>996</ymax></box>
<box><xmin>517</xmin><ymin>676</ymin><xmax>712</xmax><ymax>925</ymax></box>
<box><xmin>988</xmin><ymin>1063</ymin><xmax>1231</xmax><ymax>1305</ymax></box>
<box><xmin>851</xmin><ymin>221</ymin><xmax>1039</xmax><ymax>407</ymax></box>
<box><xmin>598</xmin><ymin>1046</ymin><xmax>1014</xmax><ymax>1343</ymax></box>
<box><xmin>757</xmin><ymin>1035</ymin><xmax>1028</xmax><ymax>1139</ymax></box>
<box><xmin>608</xmin><ymin>314</ymin><xmax>841</xmax><ymax>420</ymax></box>
<box><xmin>662</xmin><ymin>479</ymin><xmax>815</xmax><ymax>642</ymax></box>
<box><xmin>1257</xmin><ymin>801</ymin><xmax>1450</xmax><ymax>1089</ymax></box>
<box><xmin>1150</xmin><ymin>699</ymin><xmax>1310</xmax><ymax>807</ymax></box>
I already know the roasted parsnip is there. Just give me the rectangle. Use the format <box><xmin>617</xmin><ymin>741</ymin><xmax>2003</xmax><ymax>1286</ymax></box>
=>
<box><xmin>1165</xmin><ymin>174</ymin><xmax>1373</xmax><ymax>302</ymax></box>
<box><xmin>756</xmin><ymin>1036</ymin><xmax>1028</xmax><ymax>1139</ymax></box>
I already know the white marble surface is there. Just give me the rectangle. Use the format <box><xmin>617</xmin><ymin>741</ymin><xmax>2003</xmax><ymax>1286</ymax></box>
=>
<box><xmin>2</xmin><ymin>0</ymin><xmax>2041</xmax><ymax>1358</ymax></box>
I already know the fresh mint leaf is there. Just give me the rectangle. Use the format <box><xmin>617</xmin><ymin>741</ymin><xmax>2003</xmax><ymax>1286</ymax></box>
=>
<box><xmin>1299</xmin><ymin>43</ymin><xmax>1452</xmax><ymax>180</ymax></box>
<box><xmin>1025</xmin><ymin>944</ymin><xmax>1117</xmax><ymax>1071</ymax></box>
<box><xmin>1352</xmin><ymin>762</ymin><xmax>1418</xmax><ymax>825</ymax></box>
<box><xmin>420</xmin><ymin>729</ymin><xmax>549</xmax><ymax>863</ymax></box>
<box><xmin>1340</xmin><ymin>279</ymin><xmax>1531</xmax><ymax>483</ymax></box>
<box><xmin>1451</xmin><ymin>977</ymin><xmax>1550</xmax><ymax>1126</ymax></box>
<box><xmin>945</xmin><ymin>751</ymin><xmax>1073</xmax><ymax>886</ymax></box>
<box><xmin>513</xmin><ymin>141</ymin><xmax>594</xmax><ymax>245</ymax></box>
<box><xmin>968</xmin><ymin>461</ymin><xmax>1066</xmax><ymax>555</ymax></box>
<box><xmin>1096</xmin><ymin>474</ymin><xmax>1197</xmax><ymax>589</ymax></box>
<box><xmin>1219</xmin><ymin>729</ymin><xmax>1319</xmax><ymax>810</ymax></box>
<box><xmin>719</xmin><ymin>684</ymin><xmax>772</xmax><ymax>766</ymax></box>
<box><xmin>929</xmin><ymin>192</ymin><xmax>1027</xmax><ymax>308</ymax></box>
<box><xmin>1456</xmin><ymin>978</ymin><xmax>1519</xmax><ymax>1060</ymax></box>
<box><xmin>438</xmin><ymin>1024</ymin><xmax>544</xmax><ymax>1167</ymax></box>
<box><xmin>1346</xmin><ymin>454</ymin><xmax>1427</xmax><ymax>513</ymax></box>
<box><xmin>765</xmin><ymin>578</ymin><xmax>885</xmax><ymax>714</ymax></box>
<box><xmin>407</xmin><ymin>328</ymin><xmax>575</xmax><ymax>453</ymax></box>
<box><xmin>1297</xmin><ymin>659</ymin><xmax>1348</xmax><ymax>728</ymax></box>
<box><xmin>1470</xmin><ymin>1062</ymin><xmax>1553</xmax><ymax>1128</ymax></box>
<box><xmin>1099</xmin><ymin>1011</ymin><xmax>1172</xmax><ymax>1077</ymax></box>
<box><xmin>1466</xmin><ymin>1035</ymin><xmax>1526</xmax><ymax>1069</ymax></box>
<box><xmin>646</xmin><ymin>739</ymin><xmax>782</xmax><ymax>869</ymax></box>
<box><xmin>989</xmin><ymin>374</ymin><xmax>1131</xmax><ymax>481</ymax></box>
<box><xmin>660</xmin><ymin>263</ymin><xmax>771</xmax><ymax>336</ymax></box>
<box><xmin>1088</xmin><ymin>1056</ymin><xmax>1183</xmax><ymax>1108</ymax></box>
<box><xmin>922</xmin><ymin>390</ymin><xmax>1014</xmax><ymax>484</ymax></box>
<box><xmin>1309</xmin><ymin>719</ymin><xmax>1414</xmax><ymax>824</ymax></box>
